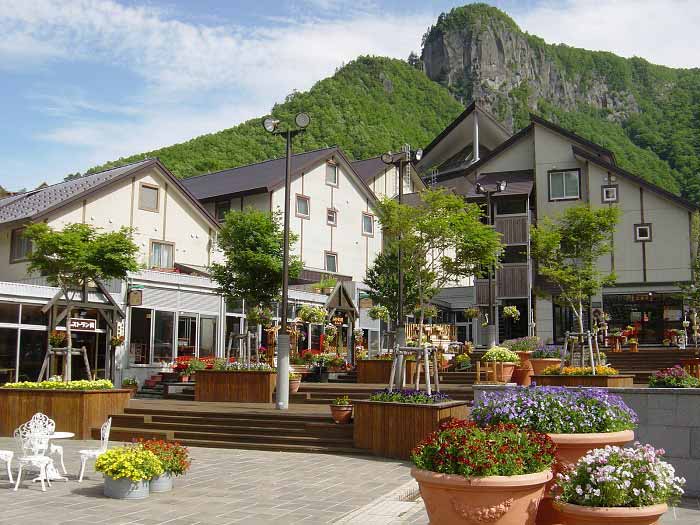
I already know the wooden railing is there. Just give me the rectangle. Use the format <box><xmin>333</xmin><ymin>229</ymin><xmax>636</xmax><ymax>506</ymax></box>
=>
<box><xmin>475</xmin><ymin>263</ymin><xmax>529</xmax><ymax>302</ymax></box>
<box><xmin>495</xmin><ymin>216</ymin><xmax>528</xmax><ymax>244</ymax></box>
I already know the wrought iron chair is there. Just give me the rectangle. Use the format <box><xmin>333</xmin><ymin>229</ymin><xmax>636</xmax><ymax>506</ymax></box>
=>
<box><xmin>25</xmin><ymin>412</ymin><xmax>67</xmax><ymax>476</ymax></box>
<box><xmin>13</xmin><ymin>417</ymin><xmax>53</xmax><ymax>492</ymax></box>
<box><xmin>78</xmin><ymin>417</ymin><xmax>111</xmax><ymax>482</ymax></box>
<box><xmin>0</xmin><ymin>450</ymin><xmax>13</xmax><ymax>483</ymax></box>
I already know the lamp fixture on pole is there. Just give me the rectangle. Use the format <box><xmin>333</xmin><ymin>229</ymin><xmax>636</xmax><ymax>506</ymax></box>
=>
<box><xmin>475</xmin><ymin>180</ymin><xmax>508</xmax><ymax>348</ymax></box>
<box><xmin>262</xmin><ymin>112</ymin><xmax>310</xmax><ymax>410</ymax></box>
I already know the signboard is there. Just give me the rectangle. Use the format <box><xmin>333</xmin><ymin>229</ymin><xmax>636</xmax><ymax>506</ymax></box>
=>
<box><xmin>128</xmin><ymin>289</ymin><xmax>143</xmax><ymax>306</ymax></box>
<box><xmin>69</xmin><ymin>318</ymin><xmax>97</xmax><ymax>332</ymax></box>
<box><xmin>331</xmin><ymin>315</ymin><xmax>345</xmax><ymax>327</ymax></box>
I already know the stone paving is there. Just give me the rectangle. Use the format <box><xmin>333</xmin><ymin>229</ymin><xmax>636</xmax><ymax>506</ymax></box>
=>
<box><xmin>0</xmin><ymin>438</ymin><xmax>411</xmax><ymax>525</ymax></box>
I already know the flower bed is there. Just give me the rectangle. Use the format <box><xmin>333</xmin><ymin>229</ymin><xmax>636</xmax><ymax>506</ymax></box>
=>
<box><xmin>649</xmin><ymin>365</ymin><xmax>700</xmax><ymax>388</ymax></box>
<box><xmin>534</xmin><ymin>368</ymin><xmax>634</xmax><ymax>387</ymax></box>
<box><xmin>194</xmin><ymin>368</ymin><xmax>276</xmax><ymax>402</ymax></box>
<box><xmin>353</xmin><ymin>392</ymin><xmax>468</xmax><ymax>459</ymax></box>
<box><xmin>411</xmin><ymin>420</ymin><xmax>555</xmax><ymax>524</ymax></box>
<box><xmin>543</xmin><ymin>365</ymin><xmax>620</xmax><ymax>376</ymax></box>
<box><xmin>0</xmin><ymin>380</ymin><xmax>131</xmax><ymax>439</ymax></box>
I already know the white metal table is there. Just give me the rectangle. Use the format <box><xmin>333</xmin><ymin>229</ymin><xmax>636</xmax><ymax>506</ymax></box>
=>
<box><xmin>33</xmin><ymin>431</ymin><xmax>75</xmax><ymax>483</ymax></box>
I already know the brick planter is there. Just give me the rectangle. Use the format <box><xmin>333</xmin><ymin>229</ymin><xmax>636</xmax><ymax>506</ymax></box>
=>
<box><xmin>353</xmin><ymin>399</ymin><xmax>469</xmax><ymax>459</ymax></box>
<box><xmin>0</xmin><ymin>388</ymin><xmax>131</xmax><ymax>439</ymax></box>
<box><xmin>532</xmin><ymin>374</ymin><xmax>634</xmax><ymax>387</ymax></box>
<box><xmin>356</xmin><ymin>359</ymin><xmax>417</xmax><ymax>384</ymax></box>
<box><xmin>194</xmin><ymin>370</ymin><xmax>277</xmax><ymax>403</ymax></box>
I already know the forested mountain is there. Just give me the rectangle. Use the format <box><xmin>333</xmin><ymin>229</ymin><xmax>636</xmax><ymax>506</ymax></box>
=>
<box><xmin>86</xmin><ymin>57</ymin><xmax>464</xmax><ymax>178</ymax></box>
<box><xmin>422</xmin><ymin>4</ymin><xmax>700</xmax><ymax>203</ymax></box>
<box><xmin>85</xmin><ymin>4</ymin><xmax>700</xmax><ymax>205</ymax></box>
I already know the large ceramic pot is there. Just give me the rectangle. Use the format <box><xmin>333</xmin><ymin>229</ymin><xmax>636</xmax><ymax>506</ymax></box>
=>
<box><xmin>411</xmin><ymin>467</ymin><xmax>552</xmax><ymax>525</ymax></box>
<box><xmin>150</xmin><ymin>473</ymin><xmax>173</xmax><ymax>493</ymax></box>
<box><xmin>553</xmin><ymin>502</ymin><xmax>668</xmax><ymax>524</ymax></box>
<box><xmin>330</xmin><ymin>404</ymin><xmax>352</xmax><ymax>424</ymax></box>
<box><xmin>514</xmin><ymin>351</ymin><xmax>533</xmax><ymax>386</ymax></box>
<box><xmin>289</xmin><ymin>378</ymin><xmax>301</xmax><ymax>394</ymax></box>
<box><xmin>103</xmin><ymin>475</ymin><xmax>150</xmax><ymax>500</ymax></box>
<box><xmin>530</xmin><ymin>358</ymin><xmax>561</xmax><ymax>376</ymax></box>
<box><xmin>499</xmin><ymin>362</ymin><xmax>516</xmax><ymax>383</ymax></box>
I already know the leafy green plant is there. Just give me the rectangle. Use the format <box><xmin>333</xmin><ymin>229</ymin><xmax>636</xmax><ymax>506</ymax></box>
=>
<box><xmin>502</xmin><ymin>305</ymin><xmax>520</xmax><ymax>321</ymax></box>
<box><xmin>136</xmin><ymin>439</ymin><xmax>191</xmax><ymax>477</ymax></box>
<box><xmin>121</xmin><ymin>378</ymin><xmax>137</xmax><ymax>388</ymax></box>
<box><xmin>369</xmin><ymin>389</ymin><xmax>452</xmax><ymax>404</ymax></box>
<box><xmin>367</xmin><ymin>305</ymin><xmax>389</xmax><ymax>321</ymax></box>
<box><xmin>185</xmin><ymin>359</ymin><xmax>207</xmax><ymax>375</ymax></box>
<box><xmin>481</xmin><ymin>346</ymin><xmax>520</xmax><ymax>364</ymax></box>
<box><xmin>3</xmin><ymin>379</ymin><xmax>114</xmax><ymax>390</ymax></box>
<box><xmin>463</xmin><ymin>307</ymin><xmax>479</xmax><ymax>319</ymax></box>
<box><xmin>649</xmin><ymin>365</ymin><xmax>700</xmax><ymax>388</ymax></box>
<box><xmin>297</xmin><ymin>304</ymin><xmax>327</xmax><ymax>324</ymax></box>
<box><xmin>543</xmin><ymin>365</ymin><xmax>619</xmax><ymax>376</ymax></box>
<box><xmin>332</xmin><ymin>395</ymin><xmax>351</xmax><ymax>406</ymax></box>
<box><xmin>95</xmin><ymin>445</ymin><xmax>163</xmax><ymax>482</ymax></box>
<box><xmin>289</xmin><ymin>371</ymin><xmax>301</xmax><ymax>380</ymax></box>
<box><xmin>455</xmin><ymin>353</ymin><xmax>471</xmax><ymax>369</ymax></box>
<box><xmin>531</xmin><ymin>347</ymin><xmax>562</xmax><ymax>359</ymax></box>
<box><xmin>502</xmin><ymin>336</ymin><xmax>541</xmax><ymax>353</ymax></box>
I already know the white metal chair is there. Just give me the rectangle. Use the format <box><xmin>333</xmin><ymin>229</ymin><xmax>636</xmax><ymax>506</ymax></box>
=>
<box><xmin>0</xmin><ymin>450</ymin><xmax>13</xmax><ymax>483</ymax></box>
<box><xmin>13</xmin><ymin>419</ymin><xmax>53</xmax><ymax>492</ymax></box>
<box><xmin>26</xmin><ymin>413</ymin><xmax>67</xmax><ymax>475</ymax></box>
<box><xmin>78</xmin><ymin>417</ymin><xmax>111</xmax><ymax>483</ymax></box>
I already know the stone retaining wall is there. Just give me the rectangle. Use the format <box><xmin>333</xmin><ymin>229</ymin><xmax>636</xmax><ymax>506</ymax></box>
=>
<box><xmin>473</xmin><ymin>385</ymin><xmax>700</xmax><ymax>496</ymax></box>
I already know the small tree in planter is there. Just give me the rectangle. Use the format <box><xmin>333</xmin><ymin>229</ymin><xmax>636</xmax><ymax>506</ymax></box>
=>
<box><xmin>554</xmin><ymin>443</ymin><xmax>684</xmax><ymax>524</ymax></box>
<box><xmin>411</xmin><ymin>420</ymin><xmax>556</xmax><ymax>524</ymax></box>
<box><xmin>24</xmin><ymin>223</ymin><xmax>139</xmax><ymax>381</ymax></box>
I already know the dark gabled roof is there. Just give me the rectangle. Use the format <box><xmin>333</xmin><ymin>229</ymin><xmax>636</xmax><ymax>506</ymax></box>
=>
<box><xmin>572</xmin><ymin>146</ymin><xmax>697</xmax><ymax>211</ymax></box>
<box><xmin>422</xmin><ymin>102</ymin><xmax>512</xmax><ymax>157</ymax></box>
<box><xmin>531</xmin><ymin>114</ymin><xmax>616</xmax><ymax>163</ymax></box>
<box><xmin>351</xmin><ymin>156</ymin><xmax>387</xmax><ymax>183</ymax></box>
<box><xmin>462</xmin><ymin>170</ymin><xmax>534</xmax><ymax>199</ymax></box>
<box><xmin>426</xmin><ymin>124</ymin><xmax>534</xmax><ymax>184</ymax></box>
<box><xmin>183</xmin><ymin>147</ymin><xmax>337</xmax><ymax>201</ymax></box>
<box><xmin>0</xmin><ymin>158</ymin><xmax>219</xmax><ymax>229</ymax></box>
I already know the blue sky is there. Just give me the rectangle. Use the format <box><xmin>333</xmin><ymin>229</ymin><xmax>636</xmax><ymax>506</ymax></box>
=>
<box><xmin>1</xmin><ymin>0</ymin><xmax>698</xmax><ymax>190</ymax></box>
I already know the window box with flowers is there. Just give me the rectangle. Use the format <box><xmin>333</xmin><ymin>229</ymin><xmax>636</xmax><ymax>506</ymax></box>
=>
<box><xmin>194</xmin><ymin>363</ymin><xmax>276</xmax><ymax>403</ymax></box>
<box><xmin>411</xmin><ymin>420</ymin><xmax>556</xmax><ymax>525</ymax></box>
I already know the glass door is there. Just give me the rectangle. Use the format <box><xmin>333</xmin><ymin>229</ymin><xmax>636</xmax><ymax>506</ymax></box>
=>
<box><xmin>177</xmin><ymin>314</ymin><xmax>197</xmax><ymax>358</ymax></box>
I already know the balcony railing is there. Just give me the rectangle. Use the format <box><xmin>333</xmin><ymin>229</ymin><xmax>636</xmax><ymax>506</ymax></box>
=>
<box><xmin>494</xmin><ymin>216</ymin><xmax>528</xmax><ymax>244</ymax></box>
<box><xmin>475</xmin><ymin>263</ymin><xmax>530</xmax><ymax>303</ymax></box>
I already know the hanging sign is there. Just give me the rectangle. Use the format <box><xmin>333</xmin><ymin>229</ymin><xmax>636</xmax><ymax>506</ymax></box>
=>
<box><xmin>331</xmin><ymin>314</ymin><xmax>345</xmax><ymax>326</ymax></box>
<box><xmin>69</xmin><ymin>318</ymin><xmax>97</xmax><ymax>332</ymax></box>
<box><xmin>128</xmin><ymin>289</ymin><xmax>143</xmax><ymax>306</ymax></box>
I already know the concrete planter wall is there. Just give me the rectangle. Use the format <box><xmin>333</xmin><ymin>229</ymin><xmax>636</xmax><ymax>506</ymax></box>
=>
<box><xmin>473</xmin><ymin>385</ymin><xmax>700</xmax><ymax>497</ymax></box>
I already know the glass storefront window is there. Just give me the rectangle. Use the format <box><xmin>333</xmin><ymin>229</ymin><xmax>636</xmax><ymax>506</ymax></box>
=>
<box><xmin>0</xmin><ymin>327</ymin><xmax>18</xmax><ymax>383</ymax></box>
<box><xmin>0</xmin><ymin>303</ymin><xmax>19</xmax><ymax>324</ymax></box>
<box><xmin>18</xmin><ymin>330</ymin><xmax>45</xmax><ymax>382</ymax></box>
<box><xmin>129</xmin><ymin>308</ymin><xmax>151</xmax><ymax>365</ymax></box>
<box><xmin>20</xmin><ymin>304</ymin><xmax>47</xmax><ymax>325</ymax></box>
<box><xmin>177</xmin><ymin>314</ymin><xmax>197</xmax><ymax>358</ymax></box>
<box><xmin>603</xmin><ymin>293</ymin><xmax>683</xmax><ymax>344</ymax></box>
<box><xmin>153</xmin><ymin>311</ymin><xmax>175</xmax><ymax>363</ymax></box>
<box><xmin>199</xmin><ymin>316</ymin><xmax>217</xmax><ymax>358</ymax></box>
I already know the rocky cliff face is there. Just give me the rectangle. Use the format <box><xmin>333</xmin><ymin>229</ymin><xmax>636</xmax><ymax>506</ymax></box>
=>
<box><xmin>421</xmin><ymin>7</ymin><xmax>639</xmax><ymax>130</ymax></box>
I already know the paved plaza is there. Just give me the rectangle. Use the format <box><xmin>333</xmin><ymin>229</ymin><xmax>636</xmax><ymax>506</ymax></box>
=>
<box><xmin>1</xmin><ymin>437</ymin><xmax>699</xmax><ymax>524</ymax></box>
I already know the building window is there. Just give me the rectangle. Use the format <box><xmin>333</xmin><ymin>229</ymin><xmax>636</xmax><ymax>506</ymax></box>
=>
<box><xmin>153</xmin><ymin>310</ymin><xmax>175</xmax><ymax>364</ymax></box>
<box><xmin>362</xmin><ymin>213</ymin><xmax>374</xmax><ymax>236</ymax></box>
<box><xmin>326</xmin><ymin>163</ymin><xmax>338</xmax><ymax>186</ymax></box>
<box><xmin>602</xmin><ymin>185</ymin><xmax>619</xmax><ymax>203</ymax></box>
<box><xmin>325</xmin><ymin>252</ymin><xmax>338</xmax><ymax>273</ymax></box>
<box><xmin>635</xmin><ymin>223</ymin><xmax>652</xmax><ymax>242</ymax></box>
<box><xmin>214</xmin><ymin>200</ymin><xmax>230</xmax><ymax>222</ymax></box>
<box><xmin>150</xmin><ymin>241</ymin><xmax>174</xmax><ymax>268</ymax></box>
<box><xmin>548</xmin><ymin>169</ymin><xmax>580</xmax><ymax>201</ymax></box>
<box><xmin>198</xmin><ymin>316</ymin><xmax>217</xmax><ymax>358</ymax></box>
<box><xmin>502</xmin><ymin>245</ymin><xmax>527</xmax><ymax>264</ymax></box>
<box><xmin>295</xmin><ymin>195</ymin><xmax>310</xmax><ymax>218</ymax></box>
<box><xmin>10</xmin><ymin>228</ymin><xmax>31</xmax><ymax>263</ymax></box>
<box><xmin>129</xmin><ymin>308</ymin><xmax>151</xmax><ymax>365</ymax></box>
<box><xmin>497</xmin><ymin>197</ymin><xmax>527</xmax><ymax>215</ymax></box>
<box><xmin>139</xmin><ymin>183</ymin><xmax>159</xmax><ymax>212</ymax></box>
<box><xmin>326</xmin><ymin>208</ymin><xmax>337</xmax><ymax>226</ymax></box>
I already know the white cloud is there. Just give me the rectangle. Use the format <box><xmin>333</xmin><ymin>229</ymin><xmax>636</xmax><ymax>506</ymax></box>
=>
<box><xmin>514</xmin><ymin>0</ymin><xmax>700</xmax><ymax>69</ymax></box>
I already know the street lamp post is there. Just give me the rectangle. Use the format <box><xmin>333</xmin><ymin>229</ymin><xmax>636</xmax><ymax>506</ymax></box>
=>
<box><xmin>380</xmin><ymin>146</ymin><xmax>422</xmax><ymax>357</ymax></box>
<box><xmin>263</xmin><ymin>112</ymin><xmax>310</xmax><ymax>410</ymax></box>
<box><xmin>475</xmin><ymin>180</ymin><xmax>507</xmax><ymax>348</ymax></box>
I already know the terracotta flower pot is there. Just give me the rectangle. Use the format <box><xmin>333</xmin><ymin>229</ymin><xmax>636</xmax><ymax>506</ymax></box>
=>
<box><xmin>411</xmin><ymin>467</ymin><xmax>552</xmax><ymax>524</ymax></box>
<box><xmin>330</xmin><ymin>404</ymin><xmax>352</xmax><ymax>424</ymax></box>
<box><xmin>289</xmin><ymin>379</ymin><xmax>301</xmax><ymax>394</ymax></box>
<box><xmin>553</xmin><ymin>502</ymin><xmax>668</xmax><ymax>524</ymax></box>
<box><xmin>499</xmin><ymin>363</ymin><xmax>516</xmax><ymax>383</ymax></box>
<box><xmin>531</xmin><ymin>358</ymin><xmax>562</xmax><ymax>376</ymax></box>
<box><xmin>514</xmin><ymin>351</ymin><xmax>533</xmax><ymax>386</ymax></box>
<box><xmin>180</xmin><ymin>375</ymin><xmax>190</xmax><ymax>382</ymax></box>
<box><xmin>629</xmin><ymin>342</ymin><xmax>639</xmax><ymax>353</ymax></box>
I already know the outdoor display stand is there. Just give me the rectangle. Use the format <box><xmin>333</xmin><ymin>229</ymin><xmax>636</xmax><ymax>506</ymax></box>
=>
<box><xmin>387</xmin><ymin>346</ymin><xmax>441</xmax><ymax>394</ymax></box>
<box><xmin>37</xmin><ymin>346</ymin><xmax>92</xmax><ymax>382</ymax></box>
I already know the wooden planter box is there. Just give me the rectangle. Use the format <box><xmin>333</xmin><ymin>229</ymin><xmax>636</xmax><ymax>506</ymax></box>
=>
<box><xmin>356</xmin><ymin>359</ymin><xmax>417</xmax><ymax>384</ymax></box>
<box><xmin>0</xmin><ymin>388</ymin><xmax>131</xmax><ymax>439</ymax></box>
<box><xmin>353</xmin><ymin>399</ymin><xmax>469</xmax><ymax>459</ymax></box>
<box><xmin>533</xmin><ymin>374</ymin><xmax>634</xmax><ymax>387</ymax></box>
<box><xmin>194</xmin><ymin>370</ymin><xmax>277</xmax><ymax>403</ymax></box>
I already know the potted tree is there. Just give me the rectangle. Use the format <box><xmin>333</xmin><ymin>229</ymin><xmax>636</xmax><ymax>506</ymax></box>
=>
<box><xmin>554</xmin><ymin>443</ymin><xmax>684</xmax><ymax>524</ymax></box>
<box><xmin>289</xmin><ymin>371</ymin><xmax>301</xmax><ymax>394</ymax></box>
<box><xmin>411</xmin><ymin>419</ymin><xmax>556</xmax><ymax>524</ymax></box>
<box><xmin>95</xmin><ymin>445</ymin><xmax>163</xmax><ymax>500</ymax></box>
<box><xmin>330</xmin><ymin>395</ymin><xmax>352</xmax><ymax>424</ymax></box>
<box><xmin>137</xmin><ymin>439</ymin><xmax>191</xmax><ymax>493</ymax></box>
<box><xmin>481</xmin><ymin>346</ymin><xmax>520</xmax><ymax>382</ymax></box>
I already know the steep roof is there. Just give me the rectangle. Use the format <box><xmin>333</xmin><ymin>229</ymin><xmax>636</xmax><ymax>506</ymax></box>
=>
<box><xmin>350</xmin><ymin>156</ymin><xmax>387</xmax><ymax>183</ymax></box>
<box><xmin>0</xmin><ymin>158</ymin><xmax>219</xmax><ymax>228</ymax></box>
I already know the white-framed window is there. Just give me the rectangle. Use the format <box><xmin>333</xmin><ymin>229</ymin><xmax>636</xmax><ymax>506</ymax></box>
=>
<box><xmin>139</xmin><ymin>183</ymin><xmax>159</xmax><ymax>212</ymax></box>
<box><xmin>325</xmin><ymin>251</ymin><xmax>338</xmax><ymax>273</ymax></box>
<box><xmin>326</xmin><ymin>208</ymin><xmax>337</xmax><ymax>226</ymax></box>
<box><xmin>325</xmin><ymin>163</ymin><xmax>338</xmax><ymax>187</ymax></box>
<box><xmin>548</xmin><ymin>169</ymin><xmax>580</xmax><ymax>200</ymax></box>
<box><xmin>295</xmin><ymin>195</ymin><xmax>310</xmax><ymax>218</ymax></box>
<box><xmin>602</xmin><ymin>185</ymin><xmax>618</xmax><ymax>203</ymax></box>
<box><xmin>150</xmin><ymin>241</ymin><xmax>174</xmax><ymax>268</ymax></box>
<box><xmin>362</xmin><ymin>213</ymin><xmax>375</xmax><ymax>236</ymax></box>
<box><xmin>10</xmin><ymin>228</ymin><xmax>31</xmax><ymax>263</ymax></box>
<box><xmin>635</xmin><ymin>223</ymin><xmax>652</xmax><ymax>242</ymax></box>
